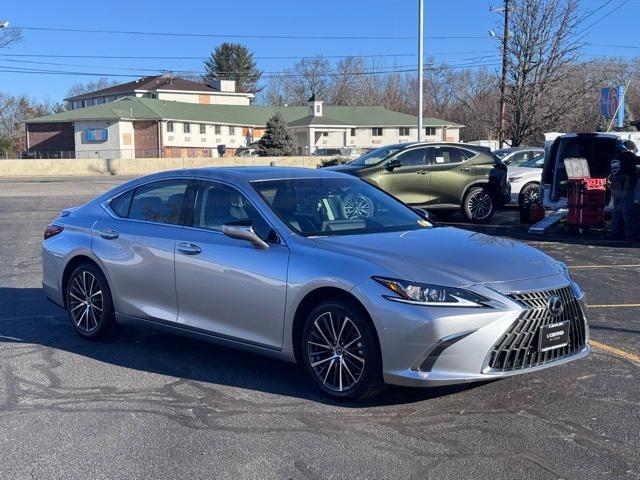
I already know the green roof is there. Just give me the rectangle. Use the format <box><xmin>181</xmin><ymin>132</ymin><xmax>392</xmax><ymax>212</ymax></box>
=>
<box><xmin>287</xmin><ymin>115</ymin><xmax>349</xmax><ymax>127</ymax></box>
<box><xmin>28</xmin><ymin>96</ymin><xmax>463</xmax><ymax>128</ymax></box>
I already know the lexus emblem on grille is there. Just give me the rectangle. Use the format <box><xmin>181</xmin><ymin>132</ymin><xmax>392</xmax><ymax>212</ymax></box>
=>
<box><xmin>547</xmin><ymin>295</ymin><xmax>564</xmax><ymax>317</ymax></box>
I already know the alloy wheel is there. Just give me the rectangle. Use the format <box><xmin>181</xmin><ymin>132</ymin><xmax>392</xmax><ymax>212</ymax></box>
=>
<box><xmin>68</xmin><ymin>270</ymin><xmax>104</xmax><ymax>334</ymax></box>
<box><xmin>342</xmin><ymin>194</ymin><xmax>374</xmax><ymax>220</ymax></box>
<box><xmin>467</xmin><ymin>190</ymin><xmax>493</xmax><ymax>221</ymax></box>
<box><xmin>522</xmin><ymin>184</ymin><xmax>540</xmax><ymax>205</ymax></box>
<box><xmin>307</xmin><ymin>311</ymin><xmax>365</xmax><ymax>392</ymax></box>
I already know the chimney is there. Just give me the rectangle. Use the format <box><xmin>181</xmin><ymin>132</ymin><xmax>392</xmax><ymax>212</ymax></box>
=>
<box><xmin>210</xmin><ymin>79</ymin><xmax>237</xmax><ymax>93</ymax></box>
<box><xmin>308</xmin><ymin>93</ymin><xmax>323</xmax><ymax>117</ymax></box>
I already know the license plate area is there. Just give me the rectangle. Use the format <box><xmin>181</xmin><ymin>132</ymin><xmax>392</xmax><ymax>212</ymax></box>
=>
<box><xmin>539</xmin><ymin>321</ymin><xmax>570</xmax><ymax>352</ymax></box>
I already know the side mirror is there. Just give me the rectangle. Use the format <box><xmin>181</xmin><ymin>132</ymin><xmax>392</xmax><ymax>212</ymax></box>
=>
<box><xmin>222</xmin><ymin>224</ymin><xmax>269</xmax><ymax>249</ymax></box>
<box><xmin>385</xmin><ymin>159</ymin><xmax>402</xmax><ymax>172</ymax></box>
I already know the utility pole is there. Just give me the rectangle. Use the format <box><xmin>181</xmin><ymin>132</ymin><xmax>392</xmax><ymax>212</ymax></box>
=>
<box><xmin>417</xmin><ymin>0</ymin><xmax>424</xmax><ymax>142</ymax></box>
<box><xmin>498</xmin><ymin>0</ymin><xmax>510</xmax><ymax>148</ymax></box>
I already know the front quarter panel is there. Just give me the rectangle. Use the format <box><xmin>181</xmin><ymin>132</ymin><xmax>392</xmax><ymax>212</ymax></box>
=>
<box><xmin>282</xmin><ymin>236</ymin><xmax>408</xmax><ymax>353</ymax></box>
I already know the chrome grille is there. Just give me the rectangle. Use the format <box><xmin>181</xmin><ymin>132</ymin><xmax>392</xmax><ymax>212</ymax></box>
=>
<box><xmin>487</xmin><ymin>286</ymin><xmax>587</xmax><ymax>372</ymax></box>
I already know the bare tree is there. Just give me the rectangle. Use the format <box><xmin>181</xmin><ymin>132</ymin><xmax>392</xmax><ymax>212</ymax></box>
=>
<box><xmin>503</xmin><ymin>0</ymin><xmax>586</xmax><ymax>145</ymax></box>
<box><xmin>0</xmin><ymin>26</ymin><xmax>21</xmax><ymax>49</ymax></box>
<box><xmin>0</xmin><ymin>93</ymin><xmax>54</xmax><ymax>156</ymax></box>
<box><xmin>66</xmin><ymin>77</ymin><xmax>119</xmax><ymax>99</ymax></box>
<box><xmin>261</xmin><ymin>56</ymin><xmax>332</xmax><ymax>106</ymax></box>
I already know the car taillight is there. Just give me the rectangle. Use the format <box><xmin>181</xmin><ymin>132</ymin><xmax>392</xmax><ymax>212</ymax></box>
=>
<box><xmin>44</xmin><ymin>224</ymin><xmax>64</xmax><ymax>240</ymax></box>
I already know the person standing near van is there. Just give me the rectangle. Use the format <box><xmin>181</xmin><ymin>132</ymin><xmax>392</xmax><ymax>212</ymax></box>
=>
<box><xmin>610</xmin><ymin>140</ymin><xmax>640</xmax><ymax>240</ymax></box>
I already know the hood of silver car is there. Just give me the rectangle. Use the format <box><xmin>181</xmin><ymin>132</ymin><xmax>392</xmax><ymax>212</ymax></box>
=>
<box><xmin>311</xmin><ymin>227</ymin><xmax>560</xmax><ymax>287</ymax></box>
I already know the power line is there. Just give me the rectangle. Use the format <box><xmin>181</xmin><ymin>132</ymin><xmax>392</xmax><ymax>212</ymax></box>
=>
<box><xmin>0</xmin><ymin>61</ymin><xmax>502</xmax><ymax>80</ymax></box>
<box><xmin>577</xmin><ymin>0</ymin><xmax>616</xmax><ymax>25</ymax></box>
<box><xmin>15</xmin><ymin>25</ymin><xmax>487</xmax><ymax>41</ymax></box>
<box><xmin>576</xmin><ymin>0</ymin><xmax>630</xmax><ymax>35</ymax></box>
<box><xmin>0</xmin><ymin>50</ymin><xmax>498</xmax><ymax>61</ymax></box>
<box><xmin>0</xmin><ymin>55</ymin><xmax>503</xmax><ymax>76</ymax></box>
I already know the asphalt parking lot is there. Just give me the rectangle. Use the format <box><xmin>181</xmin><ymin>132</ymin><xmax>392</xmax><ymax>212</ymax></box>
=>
<box><xmin>0</xmin><ymin>176</ymin><xmax>638</xmax><ymax>480</ymax></box>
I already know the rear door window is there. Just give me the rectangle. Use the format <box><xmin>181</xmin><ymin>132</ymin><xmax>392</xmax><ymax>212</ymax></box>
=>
<box><xmin>432</xmin><ymin>146</ymin><xmax>468</xmax><ymax>164</ymax></box>
<box><xmin>127</xmin><ymin>180</ymin><xmax>189</xmax><ymax>225</ymax></box>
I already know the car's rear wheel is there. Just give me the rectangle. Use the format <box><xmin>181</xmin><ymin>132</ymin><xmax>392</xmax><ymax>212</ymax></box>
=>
<box><xmin>518</xmin><ymin>182</ymin><xmax>540</xmax><ymax>208</ymax></box>
<box><xmin>301</xmin><ymin>300</ymin><xmax>385</xmax><ymax>401</ymax></box>
<box><xmin>462</xmin><ymin>186</ymin><xmax>495</xmax><ymax>223</ymax></box>
<box><xmin>65</xmin><ymin>263</ymin><xmax>120</xmax><ymax>340</ymax></box>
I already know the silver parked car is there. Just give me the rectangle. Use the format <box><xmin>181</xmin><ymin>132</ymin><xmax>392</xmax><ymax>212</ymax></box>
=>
<box><xmin>43</xmin><ymin>167</ymin><xmax>589</xmax><ymax>401</ymax></box>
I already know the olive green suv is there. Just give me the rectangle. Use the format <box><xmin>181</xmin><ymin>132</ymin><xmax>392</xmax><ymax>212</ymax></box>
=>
<box><xmin>328</xmin><ymin>142</ymin><xmax>511</xmax><ymax>222</ymax></box>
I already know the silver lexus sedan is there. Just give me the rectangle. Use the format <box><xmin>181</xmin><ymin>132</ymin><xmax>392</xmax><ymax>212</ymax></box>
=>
<box><xmin>42</xmin><ymin>167</ymin><xmax>590</xmax><ymax>401</ymax></box>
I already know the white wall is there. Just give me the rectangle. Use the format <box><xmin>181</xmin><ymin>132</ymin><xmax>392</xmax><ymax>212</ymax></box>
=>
<box><xmin>74</xmin><ymin>120</ymin><xmax>136</xmax><ymax>159</ymax></box>
<box><xmin>156</xmin><ymin>91</ymin><xmax>252</xmax><ymax>106</ymax></box>
<box><xmin>162</xmin><ymin>121</ymin><xmax>251</xmax><ymax>154</ymax></box>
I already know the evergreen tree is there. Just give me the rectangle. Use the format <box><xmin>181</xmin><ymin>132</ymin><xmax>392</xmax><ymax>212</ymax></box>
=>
<box><xmin>204</xmin><ymin>43</ymin><xmax>262</xmax><ymax>93</ymax></box>
<box><xmin>258</xmin><ymin>112</ymin><xmax>297</xmax><ymax>156</ymax></box>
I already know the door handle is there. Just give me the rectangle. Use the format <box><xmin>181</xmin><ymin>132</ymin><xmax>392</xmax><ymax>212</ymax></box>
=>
<box><xmin>416</xmin><ymin>170</ymin><xmax>429</xmax><ymax>175</ymax></box>
<box><xmin>99</xmin><ymin>228</ymin><xmax>119</xmax><ymax>240</ymax></box>
<box><xmin>460</xmin><ymin>167</ymin><xmax>470</xmax><ymax>172</ymax></box>
<box><xmin>176</xmin><ymin>242</ymin><xmax>202</xmax><ymax>255</ymax></box>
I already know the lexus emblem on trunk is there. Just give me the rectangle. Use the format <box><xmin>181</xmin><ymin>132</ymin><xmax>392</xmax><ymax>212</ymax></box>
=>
<box><xmin>547</xmin><ymin>295</ymin><xmax>564</xmax><ymax>317</ymax></box>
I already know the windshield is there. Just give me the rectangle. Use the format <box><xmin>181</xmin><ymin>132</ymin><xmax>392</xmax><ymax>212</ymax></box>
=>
<box><xmin>521</xmin><ymin>155</ymin><xmax>544</xmax><ymax>168</ymax></box>
<box><xmin>252</xmin><ymin>177</ymin><xmax>431</xmax><ymax>236</ymax></box>
<box><xmin>493</xmin><ymin>149</ymin><xmax>510</xmax><ymax>159</ymax></box>
<box><xmin>349</xmin><ymin>146</ymin><xmax>403</xmax><ymax>166</ymax></box>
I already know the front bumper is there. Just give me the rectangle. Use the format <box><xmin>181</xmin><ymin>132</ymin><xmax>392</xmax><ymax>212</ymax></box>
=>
<box><xmin>353</xmin><ymin>274</ymin><xmax>589</xmax><ymax>387</ymax></box>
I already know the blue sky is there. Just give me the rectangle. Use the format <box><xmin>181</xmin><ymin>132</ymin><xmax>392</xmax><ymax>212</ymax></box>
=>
<box><xmin>1</xmin><ymin>0</ymin><xmax>638</xmax><ymax>102</ymax></box>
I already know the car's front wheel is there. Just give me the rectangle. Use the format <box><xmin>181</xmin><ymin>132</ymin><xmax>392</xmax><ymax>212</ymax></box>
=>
<box><xmin>462</xmin><ymin>186</ymin><xmax>495</xmax><ymax>223</ymax></box>
<box><xmin>65</xmin><ymin>263</ymin><xmax>120</xmax><ymax>340</ymax></box>
<box><xmin>301</xmin><ymin>299</ymin><xmax>385</xmax><ymax>401</ymax></box>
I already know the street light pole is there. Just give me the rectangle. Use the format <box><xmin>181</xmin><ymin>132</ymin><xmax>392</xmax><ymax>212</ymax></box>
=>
<box><xmin>417</xmin><ymin>0</ymin><xmax>424</xmax><ymax>142</ymax></box>
<box><xmin>498</xmin><ymin>0</ymin><xmax>510</xmax><ymax>148</ymax></box>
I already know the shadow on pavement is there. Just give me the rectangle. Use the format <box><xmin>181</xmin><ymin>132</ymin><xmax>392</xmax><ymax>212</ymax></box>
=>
<box><xmin>438</xmin><ymin>208</ymin><xmax>640</xmax><ymax>248</ymax></box>
<box><xmin>0</xmin><ymin>286</ymin><xmax>485</xmax><ymax>407</ymax></box>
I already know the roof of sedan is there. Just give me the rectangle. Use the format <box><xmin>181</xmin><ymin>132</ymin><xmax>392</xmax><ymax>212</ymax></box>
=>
<box><xmin>155</xmin><ymin>166</ymin><xmax>348</xmax><ymax>182</ymax></box>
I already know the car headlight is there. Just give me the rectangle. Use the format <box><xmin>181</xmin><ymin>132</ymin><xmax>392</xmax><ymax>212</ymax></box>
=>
<box><xmin>557</xmin><ymin>262</ymin><xmax>584</xmax><ymax>298</ymax></box>
<box><xmin>372</xmin><ymin>277</ymin><xmax>490</xmax><ymax>307</ymax></box>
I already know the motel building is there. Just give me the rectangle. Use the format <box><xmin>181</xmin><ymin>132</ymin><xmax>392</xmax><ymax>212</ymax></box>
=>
<box><xmin>26</xmin><ymin>75</ymin><xmax>463</xmax><ymax>159</ymax></box>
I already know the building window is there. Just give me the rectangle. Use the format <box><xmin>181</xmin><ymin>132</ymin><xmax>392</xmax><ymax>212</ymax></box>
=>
<box><xmin>229</xmin><ymin>126</ymin><xmax>236</xmax><ymax>135</ymax></box>
<box><xmin>399</xmin><ymin>127</ymin><xmax>410</xmax><ymax>136</ymax></box>
<box><xmin>199</xmin><ymin>124</ymin><xmax>206</xmax><ymax>135</ymax></box>
<box><xmin>167</xmin><ymin>121</ymin><xmax>174</xmax><ymax>133</ymax></box>
<box><xmin>214</xmin><ymin>125</ymin><xmax>222</xmax><ymax>135</ymax></box>
<box><xmin>316</xmin><ymin>105</ymin><xmax>321</xmax><ymax>113</ymax></box>
<box><xmin>372</xmin><ymin>127</ymin><xmax>383</xmax><ymax>137</ymax></box>
<box><xmin>184</xmin><ymin>123</ymin><xmax>191</xmax><ymax>134</ymax></box>
<box><xmin>350</xmin><ymin>128</ymin><xmax>356</xmax><ymax>136</ymax></box>
<box><xmin>425</xmin><ymin>127</ymin><xmax>437</xmax><ymax>136</ymax></box>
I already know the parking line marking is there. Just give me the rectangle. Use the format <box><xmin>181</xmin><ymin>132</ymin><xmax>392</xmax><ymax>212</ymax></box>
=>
<box><xmin>591</xmin><ymin>340</ymin><xmax>640</xmax><ymax>366</ymax></box>
<box><xmin>570</xmin><ymin>264</ymin><xmax>640</xmax><ymax>270</ymax></box>
<box><xmin>587</xmin><ymin>304</ymin><xmax>640</xmax><ymax>308</ymax></box>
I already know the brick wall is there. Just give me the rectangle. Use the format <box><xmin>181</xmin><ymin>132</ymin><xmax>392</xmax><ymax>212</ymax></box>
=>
<box><xmin>27</xmin><ymin>123</ymin><xmax>74</xmax><ymax>152</ymax></box>
<box><xmin>133</xmin><ymin>121</ymin><xmax>159</xmax><ymax>153</ymax></box>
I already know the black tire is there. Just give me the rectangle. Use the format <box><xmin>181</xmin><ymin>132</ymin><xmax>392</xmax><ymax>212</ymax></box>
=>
<box><xmin>462</xmin><ymin>186</ymin><xmax>495</xmax><ymax>223</ymax></box>
<box><xmin>301</xmin><ymin>299</ymin><xmax>385</xmax><ymax>401</ymax></box>
<box><xmin>65</xmin><ymin>263</ymin><xmax>121</xmax><ymax>340</ymax></box>
<box><xmin>518</xmin><ymin>182</ymin><xmax>540</xmax><ymax>208</ymax></box>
